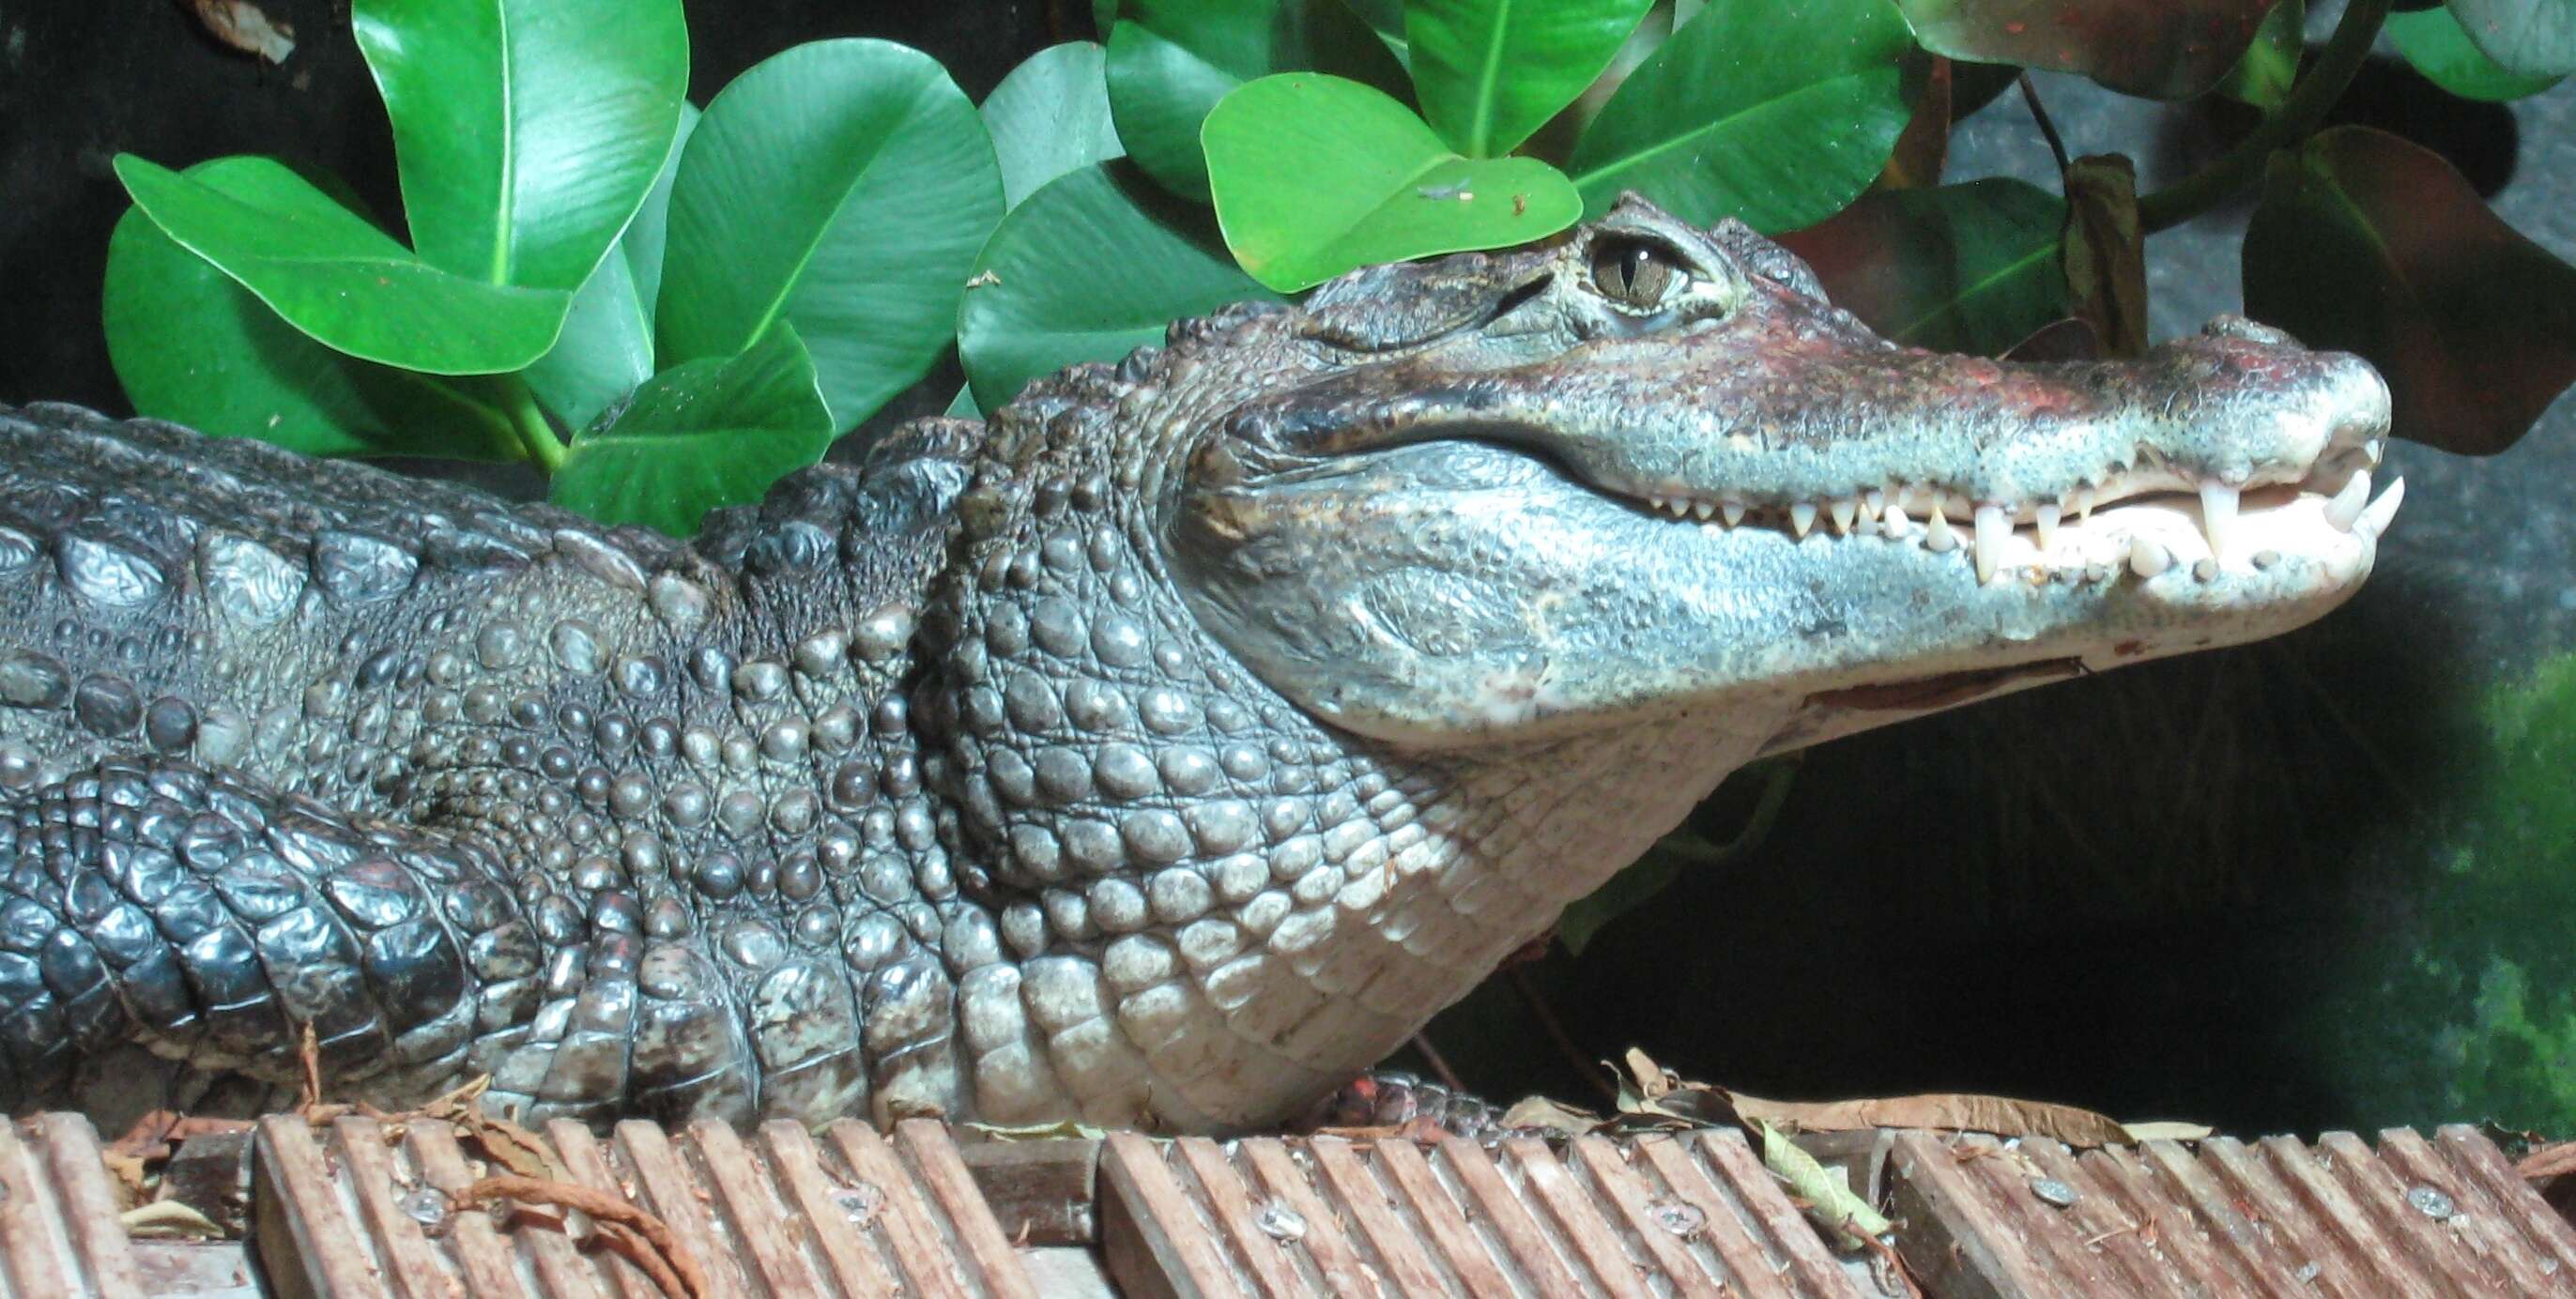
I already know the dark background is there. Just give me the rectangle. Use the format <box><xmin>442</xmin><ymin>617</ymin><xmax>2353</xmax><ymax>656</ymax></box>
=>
<box><xmin>3</xmin><ymin>0</ymin><xmax>2571</xmax><ymax>1138</ymax></box>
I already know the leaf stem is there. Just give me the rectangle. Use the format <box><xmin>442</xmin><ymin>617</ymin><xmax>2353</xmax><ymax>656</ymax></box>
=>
<box><xmin>2137</xmin><ymin>0</ymin><xmax>2391</xmax><ymax>234</ymax></box>
<box><xmin>497</xmin><ymin>375</ymin><xmax>566</xmax><ymax>473</ymax></box>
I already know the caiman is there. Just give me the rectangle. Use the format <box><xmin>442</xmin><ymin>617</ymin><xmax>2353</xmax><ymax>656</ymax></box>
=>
<box><xmin>0</xmin><ymin>198</ymin><xmax>2401</xmax><ymax>1134</ymax></box>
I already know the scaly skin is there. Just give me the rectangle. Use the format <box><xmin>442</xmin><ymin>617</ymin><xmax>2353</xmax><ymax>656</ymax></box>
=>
<box><xmin>0</xmin><ymin>199</ymin><xmax>2401</xmax><ymax>1133</ymax></box>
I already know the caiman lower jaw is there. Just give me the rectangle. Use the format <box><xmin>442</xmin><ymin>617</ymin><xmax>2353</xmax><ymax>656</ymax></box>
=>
<box><xmin>1612</xmin><ymin>439</ymin><xmax>2403</xmax><ymax>587</ymax></box>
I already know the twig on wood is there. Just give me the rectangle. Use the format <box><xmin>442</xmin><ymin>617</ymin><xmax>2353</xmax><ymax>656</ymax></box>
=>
<box><xmin>457</xmin><ymin>1174</ymin><xmax>712</xmax><ymax>1299</ymax></box>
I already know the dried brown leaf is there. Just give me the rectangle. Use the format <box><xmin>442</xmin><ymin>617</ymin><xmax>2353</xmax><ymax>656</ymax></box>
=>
<box><xmin>183</xmin><ymin>0</ymin><xmax>295</xmax><ymax>63</ymax></box>
<box><xmin>1729</xmin><ymin>1090</ymin><xmax>2138</xmax><ymax>1147</ymax></box>
<box><xmin>2518</xmin><ymin>1140</ymin><xmax>2576</xmax><ymax>1181</ymax></box>
<box><xmin>2062</xmin><ymin>154</ymin><xmax>2147</xmax><ymax>359</ymax></box>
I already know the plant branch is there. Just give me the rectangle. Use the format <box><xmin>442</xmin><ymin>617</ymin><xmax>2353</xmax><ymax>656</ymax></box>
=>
<box><xmin>2138</xmin><ymin>0</ymin><xmax>2391</xmax><ymax>233</ymax></box>
<box><xmin>496</xmin><ymin>376</ymin><xmax>567</xmax><ymax>473</ymax></box>
<box><xmin>2017</xmin><ymin>73</ymin><xmax>2072</xmax><ymax>175</ymax></box>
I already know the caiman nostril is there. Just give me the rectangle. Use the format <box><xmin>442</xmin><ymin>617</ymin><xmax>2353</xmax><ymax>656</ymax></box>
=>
<box><xmin>2202</xmin><ymin>314</ymin><xmax>2299</xmax><ymax>347</ymax></box>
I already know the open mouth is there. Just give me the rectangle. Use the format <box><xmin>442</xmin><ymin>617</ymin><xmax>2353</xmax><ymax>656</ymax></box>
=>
<box><xmin>1617</xmin><ymin>435</ymin><xmax>2405</xmax><ymax>587</ymax></box>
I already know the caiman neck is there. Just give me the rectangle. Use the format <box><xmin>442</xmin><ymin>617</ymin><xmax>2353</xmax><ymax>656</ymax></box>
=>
<box><xmin>919</xmin><ymin>441</ymin><xmax>1773</xmax><ymax>1129</ymax></box>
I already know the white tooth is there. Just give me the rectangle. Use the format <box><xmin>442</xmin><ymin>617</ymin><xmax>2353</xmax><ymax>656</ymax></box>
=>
<box><xmin>1831</xmin><ymin>498</ymin><xmax>1857</xmax><ymax>535</ymax></box>
<box><xmin>2323</xmin><ymin>469</ymin><xmax>2371</xmax><ymax>531</ymax></box>
<box><xmin>2365</xmin><ymin>438</ymin><xmax>2385</xmax><ymax>466</ymax></box>
<box><xmin>2359</xmin><ymin>476</ymin><xmax>2405</xmax><ymax>536</ymax></box>
<box><xmin>2074</xmin><ymin>486</ymin><xmax>2094</xmax><ymax>522</ymax></box>
<box><xmin>1924</xmin><ymin>508</ymin><xmax>1955</xmax><ymax>552</ymax></box>
<box><xmin>1650</xmin><ymin>497</ymin><xmax>1670</xmax><ymax>514</ymax></box>
<box><xmin>1692</xmin><ymin>499</ymin><xmax>1716</xmax><ymax>521</ymax></box>
<box><xmin>1721</xmin><ymin>500</ymin><xmax>1746</xmax><ymax>527</ymax></box>
<box><xmin>1973</xmin><ymin>504</ymin><xmax>2006</xmax><ymax>584</ymax></box>
<box><xmin>2034</xmin><ymin>503</ymin><xmax>2061</xmax><ymax>552</ymax></box>
<box><xmin>2128</xmin><ymin>537</ymin><xmax>2171</xmax><ymax>578</ymax></box>
<box><xmin>1882</xmin><ymin>503</ymin><xmax>1910</xmax><ymax>537</ymax></box>
<box><xmin>2199</xmin><ymin>482</ymin><xmax>2239</xmax><ymax>559</ymax></box>
<box><xmin>1789</xmin><ymin>502</ymin><xmax>1817</xmax><ymax>538</ymax></box>
<box><xmin>1863</xmin><ymin>488</ymin><xmax>1886</xmax><ymax>520</ymax></box>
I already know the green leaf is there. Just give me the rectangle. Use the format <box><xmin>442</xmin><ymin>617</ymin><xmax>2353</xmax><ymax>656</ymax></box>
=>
<box><xmin>657</xmin><ymin>38</ymin><xmax>1002</xmax><ymax>432</ymax></box>
<box><xmin>102</xmin><ymin>161</ymin><xmax>520</xmax><ymax>462</ymax></box>
<box><xmin>352</xmin><ymin>0</ymin><xmax>688</xmax><ymax>290</ymax></box>
<box><xmin>2390</xmin><ymin>7</ymin><xmax>2567</xmax><ymax>99</ymax></box>
<box><xmin>624</xmin><ymin>101</ymin><xmax>698</xmax><ymax>317</ymax></box>
<box><xmin>1897</xmin><ymin>0</ymin><xmax>2279</xmax><ymax>99</ymax></box>
<box><xmin>1342</xmin><ymin>0</ymin><xmax>1415</xmax><ymax>64</ymax></box>
<box><xmin>551</xmin><ymin>321</ymin><xmax>835</xmax><ymax>535</ymax></box>
<box><xmin>1404</xmin><ymin>0</ymin><xmax>1652</xmax><ymax>157</ymax></box>
<box><xmin>2446</xmin><ymin>0</ymin><xmax>2576</xmax><ymax>78</ymax></box>
<box><xmin>946</xmin><ymin>385</ymin><xmax>983</xmax><ymax>419</ymax></box>
<box><xmin>983</xmin><ymin>42</ymin><xmax>1125</xmax><ymax>208</ymax></box>
<box><xmin>524</xmin><ymin>250</ymin><xmax>652</xmax><ymax>431</ymax></box>
<box><xmin>2243</xmin><ymin>125</ymin><xmax>2576</xmax><ymax>456</ymax></box>
<box><xmin>1103</xmin><ymin>0</ymin><xmax>1407</xmax><ymax>201</ymax></box>
<box><xmin>958</xmin><ymin>162</ymin><xmax>1280</xmax><ymax>410</ymax></box>
<box><xmin>1566</xmin><ymin>0</ymin><xmax>1918</xmax><ymax>231</ymax></box>
<box><xmin>1776</xmin><ymin>177</ymin><xmax>2066</xmax><ymax>357</ymax></box>
<box><xmin>115</xmin><ymin>153</ymin><xmax>571</xmax><ymax>374</ymax></box>
<box><xmin>1205</xmin><ymin>74</ymin><xmax>1583</xmax><ymax>292</ymax></box>
<box><xmin>2218</xmin><ymin>0</ymin><xmax>2304</xmax><ymax>110</ymax></box>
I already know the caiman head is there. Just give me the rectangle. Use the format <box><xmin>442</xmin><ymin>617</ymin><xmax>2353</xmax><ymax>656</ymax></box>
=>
<box><xmin>1155</xmin><ymin>194</ymin><xmax>2400</xmax><ymax>756</ymax></box>
<box><xmin>932</xmin><ymin>194</ymin><xmax>2397</xmax><ymax>1127</ymax></box>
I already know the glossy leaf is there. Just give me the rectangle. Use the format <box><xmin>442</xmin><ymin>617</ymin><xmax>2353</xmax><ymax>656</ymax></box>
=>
<box><xmin>115</xmin><ymin>154</ymin><xmax>571</xmax><ymax>374</ymax></box>
<box><xmin>2389</xmin><ymin>6</ymin><xmax>2566</xmax><ymax>99</ymax></box>
<box><xmin>946</xmin><ymin>385</ymin><xmax>983</xmax><ymax>419</ymax></box>
<box><xmin>1205</xmin><ymin>74</ymin><xmax>1583</xmax><ymax>292</ymax></box>
<box><xmin>1103</xmin><ymin>0</ymin><xmax>1406</xmax><ymax>201</ymax></box>
<box><xmin>1404</xmin><ymin>0</ymin><xmax>1653</xmax><ymax>157</ymax></box>
<box><xmin>103</xmin><ymin>163</ymin><xmax>519</xmax><ymax>461</ymax></box>
<box><xmin>657</xmin><ymin>39</ymin><xmax>1002</xmax><ymax>432</ymax></box>
<box><xmin>1566</xmin><ymin>0</ymin><xmax>1918</xmax><ymax>231</ymax></box>
<box><xmin>959</xmin><ymin>162</ymin><xmax>1279</xmax><ymax>411</ymax></box>
<box><xmin>551</xmin><ymin>322</ymin><xmax>834</xmax><ymax>535</ymax></box>
<box><xmin>2219</xmin><ymin>0</ymin><xmax>2304</xmax><ymax>110</ymax></box>
<box><xmin>1897</xmin><ymin>0</ymin><xmax>2279</xmax><ymax>99</ymax></box>
<box><xmin>1342</xmin><ymin>0</ymin><xmax>1414</xmax><ymax>63</ymax></box>
<box><xmin>352</xmin><ymin>0</ymin><xmax>688</xmax><ymax>290</ymax></box>
<box><xmin>2243</xmin><ymin>125</ymin><xmax>2576</xmax><ymax>455</ymax></box>
<box><xmin>2447</xmin><ymin>0</ymin><xmax>2576</xmax><ymax>77</ymax></box>
<box><xmin>623</xmin><ymin>101</ymin><xmax>698</xmax><ymax>318</ymax></box>
<box><xmin>983</xmin><ymin>42</ymin><xmax>1125</xmax><ymax>208</ymax></box>
<box><xmin>524</xmin><ymin>251</ymin><xmax>652</xmax><ymax>431</ymax></box>
<box><xmin>1778</xmin><ymin>177</ymin><xmax>2065</xmax><ymax>357</ymax></box>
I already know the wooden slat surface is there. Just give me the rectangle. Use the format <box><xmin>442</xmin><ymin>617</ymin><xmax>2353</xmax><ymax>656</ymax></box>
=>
<box><xmin>1100</xmin><ymin>1127</ymin><xmax>1869</xmax><ymax>1297</ymax></box>
<box><xmin>1881</xmin><ymin>1126</ymin><xmax>2576</xmax><ymax>1298</ymax></box>
<box><xmin>250</xmin><ymin>1111</ymin><xmax>1034</xmax><ymax>1297</ymax></box>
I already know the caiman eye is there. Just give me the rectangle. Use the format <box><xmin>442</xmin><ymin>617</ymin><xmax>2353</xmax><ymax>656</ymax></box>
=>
<box><xmin>1590</xmin><ymin>237</ymin><xmax>1685</xmax><ymax>310</ymax></box>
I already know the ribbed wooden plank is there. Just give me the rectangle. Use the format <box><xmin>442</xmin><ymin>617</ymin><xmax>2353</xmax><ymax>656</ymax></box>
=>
<box><xmin>1310</xmin><ymin>1137</ymin><xmax>1456</xmax><ymax>1295</ymax></box>
<box><xmin>611</xmin><ymin>1120</ymin><xmax>747</xmax><ymax>1299</ymax></box>
<box><xmin>2258</xmin><ymin>1134</ymin><xmax>2439</xmax><ymax>1299</ymax></box>
<box><xmin>1569</xmin><ymin>1136</ymin><xmax>1725</xmax><ymax>1297</ymax></box>
<box><xmin>1172</xmin><ymin>1137</ymin><xmax>1313</xmax><ymax>1297</ymax></box>
<box><xmin>759</xmin><ymin>1122</ymin><xmax>905</xmax><ymax>1298</ymax></box>
<box><xmin>326</xmin><ymin>1117</ymin><xmax>458</xmax><ymax>1299</ymax></box>
<box><xmin>1696</xmin><ymin>1129</ymin><xmax>1856</xmax><ymax>1296</ymax></box>
<box><xmin>28</xmin><ymin>1115</ymin><xmax>144</xmax><ymax>1298</ymax></box>
<box><xmin>1100</xmin><ymin>1130</ymin><xmax>1245</xmax><ymax>1298</ymax></box>
<box><xmin>1633</xmin><ymin>1133</ymin><xmax>1798</xmax><ymax>1298</ymax></box>
<box><xmin>405</xmin><ymin>1122</ymin><xmax>533</xmax><ymax>1299</ymax></box>
<box><xmin>251</xmin><ymin>1116</ymin><xmax>386</xmax><ymax>1299</ymax></box>
<box><xmin>2015</xmin><ymin>1139</ymin><xmax>2172</xmax><ymax>1295</ymax></box>
<box><xmin>1434</xmin><ymin>1137</ymin><xmax>1590</xmax><ymax>1296</ymax></box>
<box><xmin>1885</xmin><ymin>1129</ymin><xmax>2054</xmax><ymax>1299</ymax></box>
<box><xmin>1500</xmin><ymin>1137</ymin><xmax>1653</xmax><ymax>1299</ymax></box>
<box><xmin>2199</xmin><ymin>1137</ymin><xmax>2374</xmax><ymax>1299</ymax></box>
<box><xmin>1371</xmin><ymin>1139</ymin><xmax>1516</xmax><ymax>1296</ymax></box>
<box><xmin>895</xmin><ymin>1121</ymin><xmax>1040</xmax><ymax>1299</ymax></box>
<box><xmin>2311</xmin><ymin>1132</ymin><xmax>2485</xmax><ymax>1299</ymax></box>
<box><xmin>2433</xmin><ymin>1123</ymin><xmax>2576</xmax><ymax>1281</ymax></box>
<box><xmin>2375</xmin><ymin>1128</ymin><xmax>2565</xmax><ymax>1296</ymax></box>
<box><xmin>1952</xmin><ymin>1137</ymin><xmax>2124</xmax><ymax>1294</ymax></box>
<box><xmin>1239</xmin><ymin>1139</ymin><xmax>1384</xmax><ymax>1296</ymax></box>
<box><xmin>687</xmin><ymin>1120</ymin><xmax>821</xmax><ymax>1296</ymax></box>
<box><xmin>2144</xmin><ymin>1139</ymin><xmax>2313</xmax><ymax>1298</ymax></box>
<box><xmin>2078</xmin><ymin>1145</ymin><xmax>2260</xmax><ymax>1298</ymax></box>
<box><xmin>545</xmin><ymin>1122</ymin><xmax>662</xmax><ymax>1299</ymax></box>
<box><xmin>826</xmin><ymin>1120</ymin><xmax>974</xmax><ymax>1299</ymax></box>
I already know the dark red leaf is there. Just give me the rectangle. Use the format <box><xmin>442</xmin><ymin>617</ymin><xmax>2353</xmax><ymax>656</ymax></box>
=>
<box><xmin>1897</xmin><ymin>0</ymin><xmax>2284</xmax><ymax>99</ymax></box>
<box><xmin>1781</xmin><ymin>177</ymin><xmax>2067</xmax><ymax>358</ymax></box>
<box><xmin>2243</xmin><ymin>125</ymin><xmax>2576</xmax><ymax>456</ymax></box>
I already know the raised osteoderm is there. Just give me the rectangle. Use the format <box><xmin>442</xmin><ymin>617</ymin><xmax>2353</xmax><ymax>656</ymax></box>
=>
<box><xmin>0</xmin><ymin>199</ymin><xmax>2400</xmax><ymax>1133</ymax></box>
